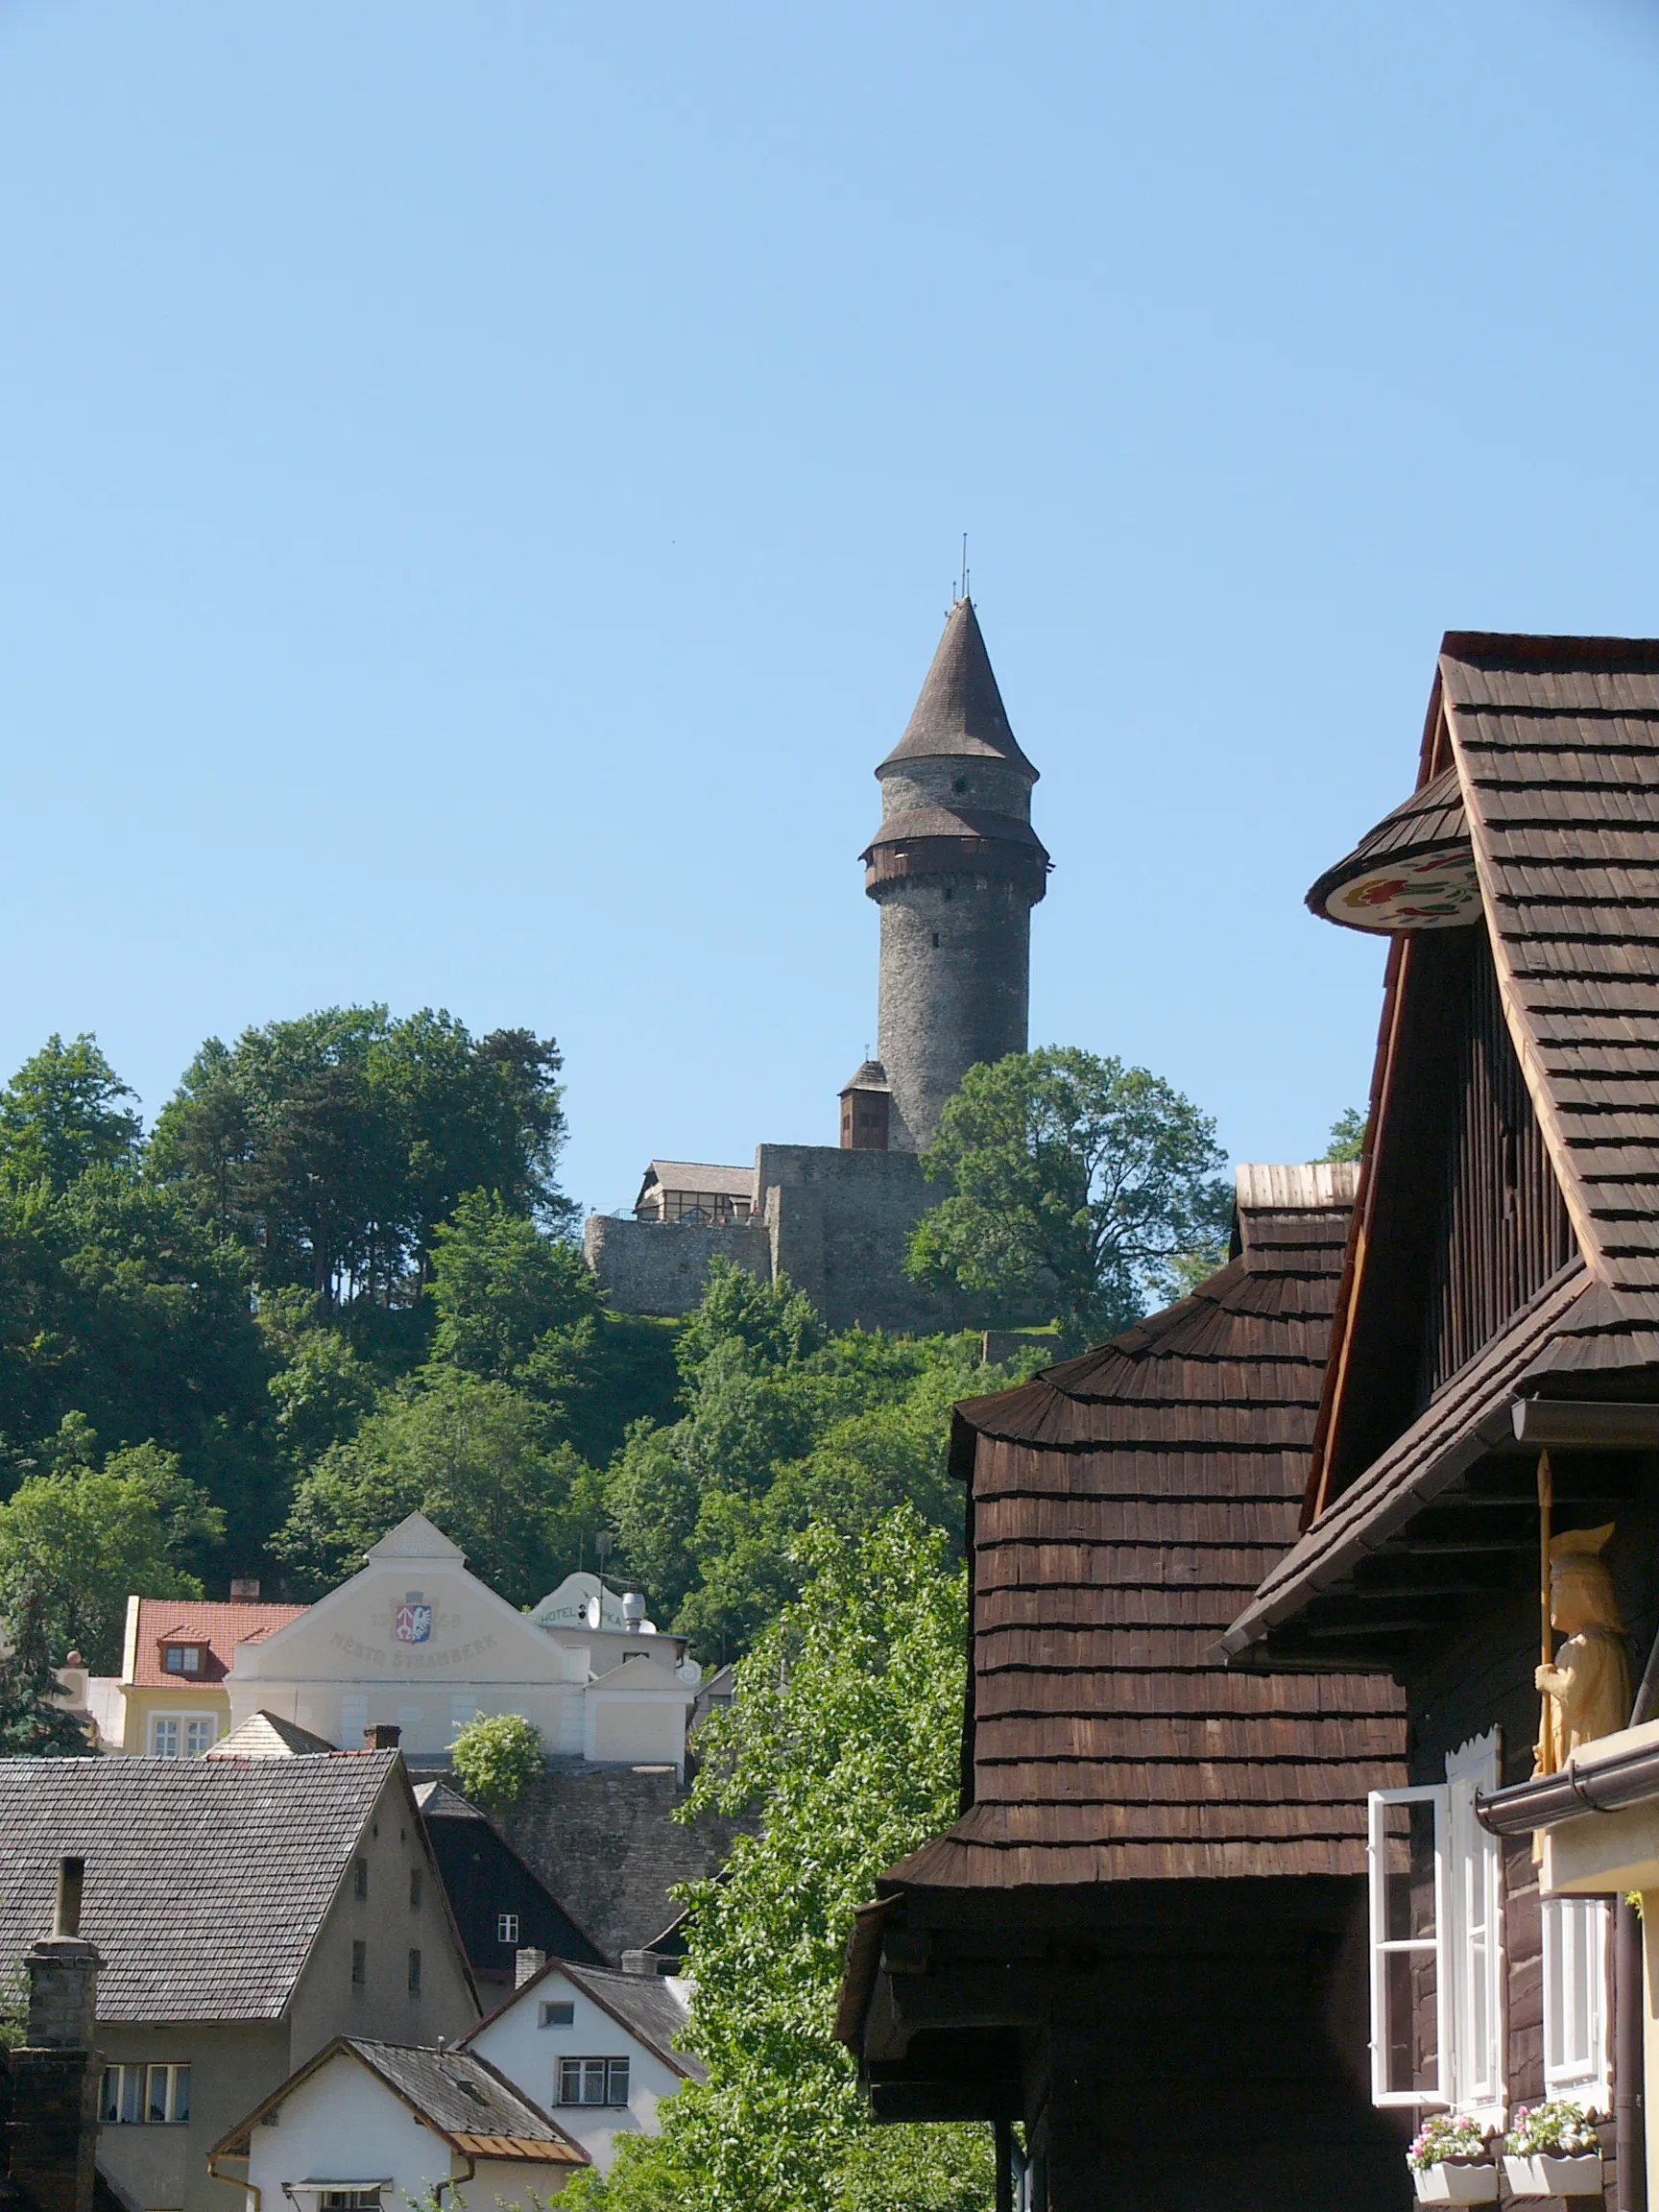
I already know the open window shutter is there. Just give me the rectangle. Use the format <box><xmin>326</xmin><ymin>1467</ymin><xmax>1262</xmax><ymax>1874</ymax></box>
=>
<box><xmin>1543</xmin><ymin>1895</ymin><xmax>1611</xmax><ymax>2114</ymax></box>
<box><xmin>1445</xmin><ymin>1732</ymin><xmax>1503</xmax><ymax>2121</ymax></box>
<box><xmin>1368</xmin><ymin>1785</ymin><xmax>1450</xmax><ymax>2107</ymax></box>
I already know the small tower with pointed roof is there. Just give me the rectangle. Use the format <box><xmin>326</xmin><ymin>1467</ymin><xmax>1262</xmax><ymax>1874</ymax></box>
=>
<box><xmin>861</xmin><ymin>598</ymin><xmax>1048</xmax><ymax>1151</ymax></box>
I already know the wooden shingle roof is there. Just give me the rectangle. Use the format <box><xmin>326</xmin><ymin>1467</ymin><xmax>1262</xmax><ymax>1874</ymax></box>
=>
<box><xmin>1444</xmin><ymin>633</ymin><xmax>1659</xmax><ymax>1344</ymax></box>
<box><xmin>1224</xmin><ymin>632</ymin><xmax>1659</xmax><ymax>1666</ymax></box>
<box><xmin>881</xmin><ymin>1172</ymin><xmax>1406</xmax><ymax>1891</ymax></box>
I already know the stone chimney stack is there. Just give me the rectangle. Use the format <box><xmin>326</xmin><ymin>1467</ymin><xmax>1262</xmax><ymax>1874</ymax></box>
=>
<box><xmin>7</xmin><ymin>1857</ymin><xmax>103</xmax><ymax>2212</ymax></box>
<box><xmin>363</xmin><ymin>1723</ymin><xmax>401</xmax><ymax>1750</ymax></box>
<box><xmin>515</xmin><ymin>1947</ymin><xmax>547</xmax><ymax>1988</ymax></box>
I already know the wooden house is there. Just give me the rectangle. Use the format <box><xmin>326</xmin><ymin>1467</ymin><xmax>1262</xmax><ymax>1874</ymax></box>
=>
<box><xmin>1221</xmin><ymin>632</ymin><xmax>1659</xmax><ymax>2208</ymax></box>
<box><xmin>836</xmin><ymin>1162</ymin><xmax>1411</xmax><ymax>2209</ymax></box>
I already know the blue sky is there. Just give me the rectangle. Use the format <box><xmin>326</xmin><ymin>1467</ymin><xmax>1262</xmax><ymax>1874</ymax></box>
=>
<box><xmin>3</xmin><ymin>1</ymin><xmax>1658</xmax><ymax>1216</ymax></box>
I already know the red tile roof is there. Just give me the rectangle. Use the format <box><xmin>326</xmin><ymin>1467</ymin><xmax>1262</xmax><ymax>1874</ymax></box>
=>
<box><xmin>129</xmin><ymin>1597</ymin><xmax>308</xmax><ymax>1686</ymax></box>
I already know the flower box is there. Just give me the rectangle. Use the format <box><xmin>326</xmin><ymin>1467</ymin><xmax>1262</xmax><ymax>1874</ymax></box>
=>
<box><xmin>1502</xmin><ymin>2152</ymin><xmax>1604</xmax><ymax>2197</ymax></box>
<box><xmin>1412</xmin><ymin>2162</ymin><xmax>1499</xmax><ymax>2204</ymax></box>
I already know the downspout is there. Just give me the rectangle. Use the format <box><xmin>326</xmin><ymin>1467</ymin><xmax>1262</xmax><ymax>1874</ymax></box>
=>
<box><xmin>434</xmin><ymin>2154</ymin><xmax>475</xmax><ymax>2209</ymax></box>
<box><xmin>1619</xmin><ymin>1897</ymin><xmax>1647</xmax><ymax>2212</ymax></box>
<box><xmin>205</xmin><ymin>2152</ymin><xmax>259</xmax><ymax>2212</ymax></box>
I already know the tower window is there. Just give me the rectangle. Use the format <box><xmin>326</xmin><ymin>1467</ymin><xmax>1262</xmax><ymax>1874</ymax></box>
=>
<box><xmin>931</xmin><ymin>933</ymin><xmax>939</xmax><ymax>948</ymax></box>
<box><xmin>943</xmin><ymin>887</ymin><xmax>953</xmax><ymax>902</ymax></box>
<box><xmin>952</xmin><ymin>776</ymin><xmax>967</xmax><ymax>793</ymax></box>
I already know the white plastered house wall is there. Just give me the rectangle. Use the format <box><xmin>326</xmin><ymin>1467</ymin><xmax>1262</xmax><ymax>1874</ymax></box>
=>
<box><xmin>233</xmin><ymin>2045</ymin><xmax>579</xmax><ymax>2212</ymax></box>
<box><xmin>227</xmin><ymin>1514</ymin><xmax>698</xmax><ymax>1765</ymax></box>
<box><xmin>464</xmin><ymin>1965</ymin><xmax>695</xmax><ymax>2174</ymax></box>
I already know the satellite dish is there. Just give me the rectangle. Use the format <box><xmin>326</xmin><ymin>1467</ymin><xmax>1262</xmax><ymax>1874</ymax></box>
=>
<box><xmin>583</xmin><ymin>1596</ymin><xmax>602</xmax><ymax>1630</ymax></box>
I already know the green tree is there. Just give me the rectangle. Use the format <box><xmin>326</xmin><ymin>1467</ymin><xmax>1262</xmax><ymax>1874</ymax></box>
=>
<box><xmin>0</xmin><ymin>1433</ymin><xmax>220</xmax><ymax>1670</ymax></box>
<box><xmin>149</xmin><ymin>1007</ymin><xmax>397</xmax><ymax>1307</ymax></box>
<box><xmin>905</xmin><ymin>1046</ymin><xmax>1231</xmax><ymax>1350</ymax></box>
<box><xmin>150</xmin><ymin>1006</ymin><xmax>571</xmax><ymax>1310</ymax></box>
<box><xmin>259</xmin><ymin>1289</ymin><xmax>383</xmax><ymax>1471</ymax></box>
<box><xmin>0</xmin><ymin>1586</ymin><xmax>93</xmax><ymax>1757</ymax></box>
<box><xmin>604</xmin><ymin>1262</ymin><xmax>1035</xmax><ymax>1664</ymax></box>
<box><xmin>0</xmin><ymin>1167</ymin><xmax>274</xmax><ymax>1559</ymax></box>
<box><xmin>563</xmin><ymin>1508</ymin><xmax>990</xmax><ymax>2212</ymax></box>
<box><xmin>426</xmin><ymin>1189</ymin><xmax>681</xmax><ymax>1462</ymax></box>
<box><xmin>428</xmin><ymin>1190</ymin><xmax>601</xmax><ymax>1379</ymax></box>
<box><xmin>449</xmin><ymin>1711</ymin><xmax>544</xmax><ymax>1809</ymax></box>
<box><xmin>1322</xmin><ymin>1106</ymin><xmax>1367</xmax><ymax>1164</ymax></box>
<box><xmin>370</xmin><ymin>1013</ymin><xmax>575</xmax><ymax>1259</ymax></box>
<box><xmin>273</xmin><ymin>1364</ymin><xmax>600</xmax><ymax>1604</ymax></box>
<box><xmin>0</xmin><ymin>1034</ymin><xmax>143</xmax><ymax>1195</ymax></box>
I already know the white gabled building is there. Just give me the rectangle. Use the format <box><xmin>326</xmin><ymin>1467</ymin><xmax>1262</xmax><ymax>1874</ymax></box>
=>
<box><xmin>225</xmin><ymin>1513</ymin><xmax>702</xmax><ymax>1771</ymax></box>
<box><xmin>211</xmin><ymin>2036</ymin><xmax>589</xmax><ymax>2212</ymax></box>
<box><xmin>464</xmin><ymin>1957</ymin><xmax>704</xmax><ymax>2175</ymax></box>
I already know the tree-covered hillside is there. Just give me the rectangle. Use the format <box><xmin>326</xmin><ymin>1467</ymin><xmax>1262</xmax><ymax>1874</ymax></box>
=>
<box><xmin>0</xmin><ymin>1020</ymin><xmax>1040</xmax><ymax>1673</ymax></box>
<box><xmin>0</xmin><ymin>1022</ymin><xmax>1232</xmax><ymax>1684</ymax></box>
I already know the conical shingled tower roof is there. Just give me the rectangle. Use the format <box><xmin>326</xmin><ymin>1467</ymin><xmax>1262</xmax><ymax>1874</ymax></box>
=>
<box><xmin>878</xmin><ymin>598</ymin><xmax>1038</xmax><ymax>776</ymax></box>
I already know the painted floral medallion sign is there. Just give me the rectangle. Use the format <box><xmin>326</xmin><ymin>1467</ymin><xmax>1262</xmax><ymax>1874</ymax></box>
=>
<box><xmin>1322</xmin><ymin>851</ymin><xmax>1481</xmax><ymax>931</ymax></box>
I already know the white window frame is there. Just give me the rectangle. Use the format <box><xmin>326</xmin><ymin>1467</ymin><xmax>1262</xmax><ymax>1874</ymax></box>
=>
<box><xmin>1367</xmin><ymin>1782</ymin><xmax>1449</xmax><ymax>2108</ymax></box>
<box><xmin>1445</xmin><ymin>1732</ymin><xmax>1504</xmax><ymax>2128</ymax></box>
<box><xmin>99</xmin><ymin>2061</ymin><xmax>191</xmax><ymax>2124</ymax></box>
<box><xmin>1542</xmin><ymin>1893</ymin><xmax>1612</xmax><ymax>2116</ymax></box>
<box><xmin>558</xmin><ymin>2056</ymin><xmax>631</xmax><ymax>2107</ymax></box>
<box><xmin>498</xmin><ymin>1911</ymin><xmax>521</xmax><ymax>1945</ymax></box>
<box><xmin>150</xmin><ymin>1712</ymin><xmax>217</xmax><ymax>1759</ymax></box>
<box><xmin>1366</xmin><ymin>1730</ymin><xmax>1505</xmax><ymax>2122</ymax></box>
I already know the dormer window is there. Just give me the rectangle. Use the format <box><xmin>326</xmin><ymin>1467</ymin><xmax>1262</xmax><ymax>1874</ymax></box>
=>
<box><xmin>162</xmin><ymin>1644</ymin><xmax>204</xmax><ymax>1675</ymax></box>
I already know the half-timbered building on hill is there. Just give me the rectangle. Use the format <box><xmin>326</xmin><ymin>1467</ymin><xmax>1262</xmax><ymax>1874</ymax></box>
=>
<box><xmin>1220</xmin><ymin>632</ymin><xmax>1659</xmax><ymax>2211</ymax></box>
<box><xmin>836</xmin><ymin>1163</ymin><xmax>1411</xmax><ymax>2210</ymax></box>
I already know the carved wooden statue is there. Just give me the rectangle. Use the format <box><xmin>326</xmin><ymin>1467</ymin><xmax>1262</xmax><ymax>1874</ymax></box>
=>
<box><xmin>1533</xmin><ymin>1524</ymin><xmax>1632</xmax><ymax>1777</ymax></box>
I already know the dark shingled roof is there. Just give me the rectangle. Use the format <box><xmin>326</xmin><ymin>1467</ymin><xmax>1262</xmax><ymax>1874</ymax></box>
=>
<box><xmin>1305</xmin><ymin>762</ymin><xmax>1471</xmax><ymax>923</ymax></box>
<box><xmin>1224</xmin><ymin>633</ymin><xmax>1659</xmax><ymax>1664</ymax></box>
<box><xmin>878</xmin><ymin>1171</ymin><xmax>1406</xmax><ymax>1890</ymax></box>
<box><xmin>861</xmin><ymin>805</ymin><xmax>1046</xmax><ymax>855</ymax></box>
<box><xmin>839</xmin><ymin>1060</ymin><xmax>890</xmax><ymax>1094</ymax></box>
<box><xmin>878</xmin><ymin>599</ymin><xmax>1037</xmax><ymax>776</ymax></box>
<box><xmin>214</xmin><ymin>2037</ymin><xmax>586</xmax><ymax>2163</ymax></box>
<box><xmin>1220</xmin><ymin>1261</ymin><xmax>1590</xmax><ymax>1660</ymax></box>
<box><xmin>0</xmin><ymin>1750</ymin><xmax>399</xmax><ymax>2020</ymax></box>
<box><xmin>1442</xmin><ymin>633</ymin><xmax>1659</xmax><ymax>1332</ymax></box>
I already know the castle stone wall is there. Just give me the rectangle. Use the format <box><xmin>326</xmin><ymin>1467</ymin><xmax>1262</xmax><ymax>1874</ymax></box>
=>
<box><xmin>497</xmin><ymin>1759</ymin><xmax>754</xmax><ymax>1961</ymax></box>
<box><xmin>584</xmin><ymin>1214</ymin><xmax>770</xmax><ymax>1319</ymax></box>
<box><xmin>757</xmin><ymin>1143</ymin><xmax>955</xmax><ymax>1334</ymax></box>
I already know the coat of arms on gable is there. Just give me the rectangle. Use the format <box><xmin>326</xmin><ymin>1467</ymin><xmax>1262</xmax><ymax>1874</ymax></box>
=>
<box><xmin>395</xmin><ymin>1593</ymin><xmax>433</xmax><ymax>1645</ymax></box>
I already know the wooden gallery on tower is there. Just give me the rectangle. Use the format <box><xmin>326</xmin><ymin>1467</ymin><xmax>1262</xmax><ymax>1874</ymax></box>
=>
<box><xmin>838</xmin><ymin>632</ymin><xmax>1659</xmax><ymax>2211</ymax></box>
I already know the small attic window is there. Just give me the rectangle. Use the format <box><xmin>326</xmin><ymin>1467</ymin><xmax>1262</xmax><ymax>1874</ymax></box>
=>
<box><xmin>162</xmin><ymin>1644</ymin><xmax>204</xmax><ymax>1675</ymax></box>
<box><xmin>540</xmin><ymin>2001</ymin><xmax>575</xmax><ymax>2029</ymax></box>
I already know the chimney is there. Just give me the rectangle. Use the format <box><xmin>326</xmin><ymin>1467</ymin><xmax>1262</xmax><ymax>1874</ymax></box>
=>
<box><xmin>515</xmin><ymin>1947</ymin><xmax>547</xmax><ymax>1989</ymax></box>
<box><xmin>228</xmin><ymin>1576</ymin><xmax>260</xmax><ymax>1599</ymax></box>
<box><xmin>8</xmin><ymin>1858</ymin><xmax>103</xmax><ymax>2212</ymax></box>
<box><xmin>621</xmin><ymin>1593</ymin><xmax>646</xmax><ymax>1634</ymax></box>
<box><xmin>620</xmin><ymin>1948</ymin><xmax>664</xmax><ymax>1977</ymax></box>
<box><xmin>363</xmin><ymin>1723</ymin><xmax>401</xmax><ymax>1750</ymax></box>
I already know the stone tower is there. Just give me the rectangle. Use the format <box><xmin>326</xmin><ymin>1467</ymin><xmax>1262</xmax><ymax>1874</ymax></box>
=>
<box><xmin>861</xmin><ymin>598</ymin><xmax>1048</xmax><ymax>1152</ymax></box>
